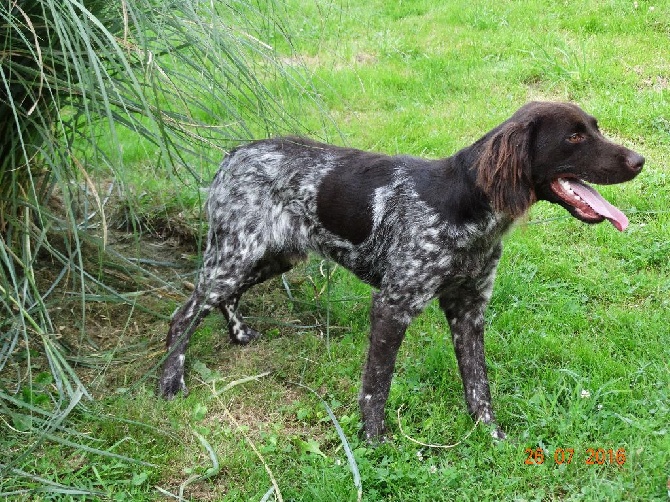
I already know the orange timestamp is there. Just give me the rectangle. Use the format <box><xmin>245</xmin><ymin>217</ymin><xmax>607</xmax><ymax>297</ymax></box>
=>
<box><xmin>524</xmin><ymin>447</ymin><xmax>627</xmax><ymax>466</ymax></box>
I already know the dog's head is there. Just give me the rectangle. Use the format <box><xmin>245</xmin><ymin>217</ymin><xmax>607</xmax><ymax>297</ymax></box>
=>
<box><xmin>475</xmin><ymin>101</ymin><xmax>644</xmax><ymax>231</ymax></box>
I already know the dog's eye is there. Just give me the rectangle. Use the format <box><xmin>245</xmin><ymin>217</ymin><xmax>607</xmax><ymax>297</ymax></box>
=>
<box><xmin>567</xmin><ymin>133</ymin><xmax>586</xmax><ymax>143</ymax></box>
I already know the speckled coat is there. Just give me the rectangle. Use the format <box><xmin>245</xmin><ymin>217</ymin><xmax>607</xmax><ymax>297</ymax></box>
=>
<box><xmin>160</xmin><ymin>102</ymin><xmax>644</xmax><ymax>440</ymax></box>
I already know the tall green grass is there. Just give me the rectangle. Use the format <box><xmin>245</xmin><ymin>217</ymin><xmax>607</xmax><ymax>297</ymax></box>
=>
<box><xmin>0</xmin><ymin>0</ymin><xmax>322</xmax><ymax>497</ymax></box>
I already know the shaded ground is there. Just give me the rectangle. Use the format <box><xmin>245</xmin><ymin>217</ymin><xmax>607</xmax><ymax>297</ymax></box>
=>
<box><xmin>34</xmin><ymin>216</ymin><xmax>341</xmax><ymax>401</ymax></box>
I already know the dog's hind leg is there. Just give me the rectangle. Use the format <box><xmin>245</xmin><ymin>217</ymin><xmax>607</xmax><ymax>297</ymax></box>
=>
<box><xmin>219</xmin><ymin>295</ymin><xmax>259</xmax><ymax>345</ymax></box>
<box><xmin>160</xmin><ymin>286</ymin><xmax>215</xmax><ymax>399</ymax></box>
<box><xmin>218</xmin><ymin>252</ymin><xmax>306</xmax><ymax>344</ymax></box>
<box><xmin>160</xmin><ymin>231</ymin><xmax>272</xmax><ymax>398</ymax></box>
<box><xmin>160</xmin><ymin>259</ymin><xmax>259</xmax><ymax>398</ymax></box>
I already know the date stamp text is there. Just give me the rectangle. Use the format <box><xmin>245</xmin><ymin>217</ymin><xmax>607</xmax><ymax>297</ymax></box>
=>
<box><xmin>524</xmin><ymin>447</ymin><xmax>626</xmax><ymax>466</ymax></box>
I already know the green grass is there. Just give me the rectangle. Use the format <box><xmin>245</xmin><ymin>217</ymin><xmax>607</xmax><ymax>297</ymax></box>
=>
<box><xmin>2</xmin><ymin>0</ymin><xmax>670</xmax><ymax>500</ymax></box>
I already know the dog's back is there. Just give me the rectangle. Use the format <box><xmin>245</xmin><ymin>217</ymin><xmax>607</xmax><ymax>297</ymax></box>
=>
<box><xmin>205</xmin><ymin>138</ymin><xmax>326</xmax><ymax>255</ymax></box>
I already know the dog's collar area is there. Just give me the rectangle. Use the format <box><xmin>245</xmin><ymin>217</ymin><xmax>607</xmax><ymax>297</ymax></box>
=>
<box><xmin>550</xmin><ymin>177</ymin><xmax>629</xmax><ymax>231</ymax></box>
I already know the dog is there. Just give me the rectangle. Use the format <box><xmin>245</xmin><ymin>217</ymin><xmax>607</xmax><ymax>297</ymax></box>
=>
<box><xmin>160</xmin><ymin>101</ymin><xmax>644</xmax><ymax>440</ymax></box>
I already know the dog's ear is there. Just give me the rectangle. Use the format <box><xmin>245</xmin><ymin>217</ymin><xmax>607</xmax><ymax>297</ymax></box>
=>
<box><xmin>475</xmin><ymin>120</ymin><xmax>536</xmax><ymax>218</ymax></box>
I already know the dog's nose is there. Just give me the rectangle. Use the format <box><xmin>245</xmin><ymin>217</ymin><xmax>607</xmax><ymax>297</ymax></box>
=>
<box><xmin>627</xmin><ymin>152</ymin><xmax>645</xmax><ymax>173</ymax></box>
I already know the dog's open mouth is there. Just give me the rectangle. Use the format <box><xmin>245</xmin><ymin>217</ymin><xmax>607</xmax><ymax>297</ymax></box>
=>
<box><xmin>550</xmin><ymin>177</ymin><xmax>629</xmax><ymax>231</ymax></box>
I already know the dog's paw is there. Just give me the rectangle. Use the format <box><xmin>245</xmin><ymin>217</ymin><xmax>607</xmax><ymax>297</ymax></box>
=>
<box><xmin>230</xmin><ymin>326</ymin><xmax>261</xmax><ymax>345</ymax></box>
<box><xmin>159</xmin><ymin>372</ymin><xmax>188</xmax><ymax>399</ymax></box>
<box><xmin>360</xmin><ymin>428</ymin><xmax>390</xmax><ymax>446</ymax></box>
<box><xmin>359</xmin><ymin>417</ymin><xmax>389</xmax><ymax>446</ymax></box>
<box><xmin>490</xmin><ymin>427</ymin><xmax>507</xmax><ymax>441</ymax></box>
<box><xmin>365</xmin><ymin>432</ymin><xmax>394</xmax><ymax>447</ymax></box>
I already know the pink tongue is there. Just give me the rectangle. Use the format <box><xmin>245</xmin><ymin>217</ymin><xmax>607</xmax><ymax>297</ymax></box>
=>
<box><xmin>568</xmin><ymin>180</ymin><xmax>629</xmax><ymax>231</ymax></box>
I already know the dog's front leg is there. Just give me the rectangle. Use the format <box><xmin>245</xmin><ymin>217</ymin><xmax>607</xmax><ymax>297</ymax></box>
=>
<box><xmin>439</xmin><ymin>293</ymin><xmax>506</xmax><ymax>440</ymax></box>
<box><xmin>359</xmin><ymin>293</ymin><xmax>413</xmax><ymax>441</ymax></box>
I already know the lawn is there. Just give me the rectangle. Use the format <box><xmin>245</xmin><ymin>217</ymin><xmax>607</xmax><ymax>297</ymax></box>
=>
<box><xmin>2</xmin><ymin>0</ymin><xmax>669</xmax><ymax>500</ymax></box>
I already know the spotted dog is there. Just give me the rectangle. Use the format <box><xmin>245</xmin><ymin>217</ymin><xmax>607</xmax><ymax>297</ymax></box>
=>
<box><xmin>160</xmin><ymin>101</ymin><xmax>644</xmax><ymax>440</ymax></box>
